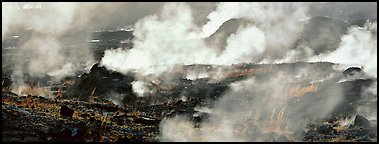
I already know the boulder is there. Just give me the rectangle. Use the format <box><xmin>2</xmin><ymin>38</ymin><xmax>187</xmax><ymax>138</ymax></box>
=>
<box><xmin>60</xmin><ymin>105</ymin><xmax>74</xmax><ymax>118</ymax></box>
<box><xmin>354</xmin><ymin>115</ymin><xmax>371</xmax><ymax>129</ymax></box>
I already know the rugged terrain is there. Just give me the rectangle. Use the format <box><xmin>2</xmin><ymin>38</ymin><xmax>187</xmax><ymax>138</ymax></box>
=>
<box><xmin>2</xmin><ymin>14</ymin><xmax>377</xmax><ymax>142</ymax></box>
<box><xmin>2</xmin><ymin>62</ymin><xmax>377</xmax><ymax>142</ymax></box>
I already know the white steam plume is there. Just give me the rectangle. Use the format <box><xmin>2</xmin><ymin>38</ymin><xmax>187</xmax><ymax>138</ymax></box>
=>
<box><xmin>217</xmin><ymin>26</ymin><xmax>266</xmax><ymax>64</ymax></box>
<box><xmin>2</xmin><ymin>3</ymin><xmax>18</xmax><ymax>37</ymax></box>
<box><xmin>159</xmin><ymin>75</ymin><xmax>344</xmax><ymax>141</ymax></box>
<box><xmin>131</xmin><ymin>80</ymin><xmax>153</xmax><ymax>97</ymax></box>
<box><xmin>101</xmin><ymin>3</ymin><xmax>217</xmax><ymax>75</ymax></box>
<box><xmin>98</xmin><ymin>2</ymin><xmax>376</xmax><ymax>142</ymax></box>
<box><xmin>199</xmin><ymin>2</ymin><xmax>241</xmax><ymax>38</ymax></box>
<box><xmin>3</xmin><ymin>2</ymin><xmax>168</xmax><ymax>89</ymax></box>
<box><xmin>309</xmin><ymin>20</ymin><xmax>377</xmax><ymax>78</ymax></box>
<box><xmin>2</xmin><ymin>2</ymin><xmax>96</xmax><ymax>90</ymax></box>
<box><xmin>106</xmin><ymin>91</ymin><xmax>127</xmax><ymax>107</ymax></box>
<box><xmin>101</xmin><ymin>2</ymin><xmax>310</xmax><ymax>76</ymax></box>
<box><xmin>200</xmin><ymin>2</ymin><xmax>310</xmax><ymax>62</ymax></box>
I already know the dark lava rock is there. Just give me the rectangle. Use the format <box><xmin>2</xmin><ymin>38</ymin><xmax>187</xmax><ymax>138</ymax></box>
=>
<box><xmin>73</xmin><ymin>122</ymin><xmax>87</xmax><ymax>140</ymax></box>
<box><xmin>111</xmin><ymin>115</ymin><xmax>127</xmax><ymax>125</ymax></box>
<box><xmin>343</xmin><ymin>67</ymin><xmax>362</xmax><ymax>76</ymax></box>
<box><xmin>304</xmin><ymin>132</ymin><xmax>316</xmax><ymax>141</ymax></box>
<box><xmin>133</xmin><ymin>117</ymin><xmax>160</xmax><ymax>126</ymax></box>
<box><xmin>89</xmin><ymin>116</ymin><xmax>96</xmax><ymax>122</ymax></box>
<box><xmin>60</xmin><ymin>105</ymin><xmax>74</xmax><ymax>118</ymax></box>
<box><xmin>346</xmin><ymin>129</ymin><xmax>371</xmax><ymax>141</ymax></box>
<box><xmin>164</xmin><ymin>109</ymin><xmax>178</xmax><ymax>118</ymax></box>
<box><xmin>116</xmin><ymin>136</ymin><xmax>132</xmax><ymax>142</ymax></box>
<box><xmin>115</xmin><ymin>135</ymin><xmax>145</xmax><ymax>142</ymax></box>
<box><xmin>52</xmin><ymin>126</ymin><xmax>75</xmax><ymax>142</ymax></box>
<box><xmin>51</xmin><ymin>124</ymin><xmax>85</xmax><ymax>142</ymax></box>
<box><xmin>2</xmin><ymin>76</ymin><xmax>13</xmax><ymax>88</ymax></box>
<box><xmin>354</xmin><ymin>115</ymin><xmax>371</xmax><ymax>129</ymax></box>
<box><xmin>343</xmin><ymin>67</ymin><xmax>364</xmax><ymax>80</ymax></box>
<box><xmin>317</xmin><ymin>124</ymin><xmax>335</xmax><ymax>135</ymax></box>
<box><xmin>64</xmin><ymin>63</ymin><xmax>135</xmax><ymax>101</ymax></box>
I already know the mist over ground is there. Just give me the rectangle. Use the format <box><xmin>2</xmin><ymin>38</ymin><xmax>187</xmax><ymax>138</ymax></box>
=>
<box><xmin>2</xmin><ymin>2</ymin><xmax>377</xmax><ymax>142</ymax></box>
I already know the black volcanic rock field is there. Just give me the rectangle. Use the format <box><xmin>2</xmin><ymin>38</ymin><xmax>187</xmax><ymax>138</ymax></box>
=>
<box><xmin>2</xmin><ymin>61</ymin><xmax>377</xmax><ymax>142</ymax></box>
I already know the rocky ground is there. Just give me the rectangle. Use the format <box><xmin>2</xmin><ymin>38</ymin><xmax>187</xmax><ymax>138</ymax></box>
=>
<box><xmin>2</xmin><ymin>62</ymin><xmax>377</xmax><ymax>142</ymax></box>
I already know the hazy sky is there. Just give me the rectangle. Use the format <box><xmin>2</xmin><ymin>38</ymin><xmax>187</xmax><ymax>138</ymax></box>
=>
<box><xmin>3</xmin><ymin>2</ymin><xmax>376</xmax><ymax>32</ymax></box>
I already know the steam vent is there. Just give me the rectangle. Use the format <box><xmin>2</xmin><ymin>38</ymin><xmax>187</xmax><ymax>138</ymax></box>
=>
<box><xmin>343</xmin><ymin>67</ymin><xmax>364</xmax><ymax>81</ymax></box>
<box><xmin>2</xmin><ymin>2</ymin><xmax>377</xmax><ymax>142</ymax></box>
